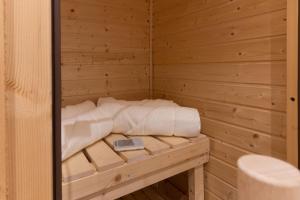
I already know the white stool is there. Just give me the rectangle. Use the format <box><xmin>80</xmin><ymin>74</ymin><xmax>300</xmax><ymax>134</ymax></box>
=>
<box><xmin>238</xmin><ymin>155</ymin><xmax>300</xmax><ymax>200</ymax></box>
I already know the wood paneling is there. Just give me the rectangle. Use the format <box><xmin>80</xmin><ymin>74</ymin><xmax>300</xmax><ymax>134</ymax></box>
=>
<box><xmin>3</xmin><ymin>0</ymin><xmax>53</xmax><ymax>199</ymax></box>
<box><xmin>287</xmin><ymin>0</ymin><xmax>298</xmax><ymax>167</ymax></box>
<box><xmin>0</xmin><ymin>0</ymin><xmax>6</xmax><ymax>198</ymax></box>
<box><xmin>61</xmin><ymin>0</ymin><xmax>151</xmax><ymax>104</ymax></box>
<box><xmin>153</xmin><ymin>0</ymin><xmax>287</xmax><ymax>199</ymax></box>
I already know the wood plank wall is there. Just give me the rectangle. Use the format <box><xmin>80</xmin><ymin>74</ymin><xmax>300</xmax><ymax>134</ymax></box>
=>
<box><xmin>61</xmin><ymin>0</ymin><xmax>151</xmax><ymax>106</ymax></box>
<box><xmin>153</xmin><ymin>0</ymin><xmax>287</xmax><ymax>199</ymax></box>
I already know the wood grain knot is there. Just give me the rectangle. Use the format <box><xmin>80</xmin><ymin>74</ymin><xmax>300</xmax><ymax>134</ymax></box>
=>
<box><xmin>115</xmin><ymin>174</ymin><xmax>122</xmax><ymax>182</ymax></box>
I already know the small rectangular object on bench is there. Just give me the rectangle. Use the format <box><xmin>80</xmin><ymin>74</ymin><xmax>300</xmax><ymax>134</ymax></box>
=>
<box><xmin>113</xmin><ymin>138</ymin><xmax>144</xmax><ymax>152</ymax></box>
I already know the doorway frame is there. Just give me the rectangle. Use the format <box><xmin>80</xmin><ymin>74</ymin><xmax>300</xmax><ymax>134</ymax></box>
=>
<box><xmin>287</xmin><ymin>0</ymin><xmax>299</xmax><ymax>167</ymax></box>
<box><xmin>52</xmin><ymin>0</ymin><xmax>62</xmax><ymax>198</ymax></box>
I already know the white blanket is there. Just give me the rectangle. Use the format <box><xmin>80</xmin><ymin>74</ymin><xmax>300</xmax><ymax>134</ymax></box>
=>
<box><xmin>61</xmin><ymin>97</ymin><xmax>201</xmax><ymax>160</ymax></box>
<box><xmin>61</xmin><ymin>107</ymin><xmax>113</xmax><ymax>161</ymax></box>
<box><xmin>61</xmin><ymin>100</ymin><xmax>96</xmax><ymax>120</ymax></box>
<box><xmin>98</xmin><ymin>97</ymin><xmax>201</xmax><ymax>137</ymax></box>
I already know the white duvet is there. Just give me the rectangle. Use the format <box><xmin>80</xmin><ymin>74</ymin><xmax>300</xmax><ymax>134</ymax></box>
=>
<box><xmin>61</xmin><ymin>97</ymin><xmax>201</xmax><ymax>160</ymax></box>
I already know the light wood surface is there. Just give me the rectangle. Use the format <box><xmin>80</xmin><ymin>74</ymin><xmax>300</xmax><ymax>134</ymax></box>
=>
<box><xmin>157</xmin><ymin>136</ymin><xmax>190</xmax><ymax>148</ymax></box>
<box><xmin>86</xmin><ymin>140</ymin><xmax>125</xmax><ymax>172</ymax></box>
<box><xmin>153</xmin><ymin>0</ymin><xmax>287</xmax><ymax>198</ymax></box>
<box><xmin>62</xmin><ymin>152</ymin><xmax>96</xmax><ymax>182</ymax></box>
<box><xmin>61</xmin><ymin>0</ymin><xmax>151</xmax><ymax>105</ymax></box>
<box><xmin>62</xmin><ymin>134</ymin><xmax>209</xmax><ymax>200</ymax></box>
<box><xmin>130</xmin><ymin>136</ymin><xmax>170</xmax><ymax>154</ymax></box>
<box><xmin>0</xmin><ymin>0</ymin><xmax>6</xmax><ymax>198</ymax></box>
<box><xmin>105</xmin><ymin>134</ymin><xmax>149</xmax><ymax>162</ymax></box>
<box><xmin>287</xmin><ymin>0</ymin><xmax>298</xmax><ymax>167</ymax></box>
<box><xmin>3</xmin><ymin>0</ymin><xmax>53</xmax><ymax>199</ymax></box>
<box><xmin>188</xmin><ymin>166</ymin><xmax>204</xmax><ymax>200</ymax></box>
<box><xmin>238</xmin><ymin>155</ymin><xmax>300</xmax><ymax>200</ymax></box>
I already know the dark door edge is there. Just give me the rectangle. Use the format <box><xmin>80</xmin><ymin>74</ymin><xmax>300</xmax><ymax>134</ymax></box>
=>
<box><xmin>52</xmin><ymin>0</ymin><xmax>61</xmax><ymax>198</ymax></box>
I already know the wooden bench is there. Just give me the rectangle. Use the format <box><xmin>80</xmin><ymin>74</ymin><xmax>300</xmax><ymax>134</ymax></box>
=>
<box><xmin>62</xmin><ymin>134</ymin><xmax>210</xmax><ymax>200</ymax></box>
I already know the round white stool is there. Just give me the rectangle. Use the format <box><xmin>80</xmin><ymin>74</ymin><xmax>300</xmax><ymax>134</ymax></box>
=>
<box><xmin>238</xmin><ymin>155</ymin><xmax>300</xmax><ymax>200</ymax></box>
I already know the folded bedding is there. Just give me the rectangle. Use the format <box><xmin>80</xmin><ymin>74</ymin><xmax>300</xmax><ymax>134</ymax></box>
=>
<box><xmin>61</xmin><ymin>107</ymin><xmax>113</xmax><ymax>161</ymax></box>
<box><xmin>97</xmin><ymin>97</ymin><xmax>201</xmax><ymax>137</ymax></box>
<box><xmin>61</xmin><ymin>100</ymin><xmax>96</xmax><ymax>120</ymax></box>
<box><xmin>61</xmin><ymin>97</ymin><xmax>201</xmax><ymax>160</ymax></box>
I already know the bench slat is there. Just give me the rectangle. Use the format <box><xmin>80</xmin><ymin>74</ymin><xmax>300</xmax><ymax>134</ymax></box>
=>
<box><xmin>105</xmin><ymin>134</ymin><xmax>149</xmax><ymax>162</ymax></box>
<box><xmin>189</xmin><ymin>134</ymin><xmax>207</xmax><ymax>143</ymax></box>
<box><xmin>130</xmin><ymin>136</ymin><xmax>170</xmax><ymax>154</ymax></box>
<box><xmin>86</xmin><ymin>140</ymin><xmax>125</xmax><ymax>172</ymax></box>
<box><xmin>62</xmin><ymin>152</ymin><xmax>95</xmax><ymax>182</ymax></box>
<box><xmin>156</xmin><ymin>136</ymin><xmax>190</xmax><ymax>148</ymax></box>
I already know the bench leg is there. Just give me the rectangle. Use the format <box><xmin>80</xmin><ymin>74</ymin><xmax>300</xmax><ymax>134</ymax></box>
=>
<box><xmin>188</xmin><ymin>166</ymin><xmax>204</xmax><ymax>200</ymax></box>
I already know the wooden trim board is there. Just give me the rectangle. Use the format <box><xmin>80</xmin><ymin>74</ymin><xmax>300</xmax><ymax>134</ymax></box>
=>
<box><xmin>0</xmin><ymin>0</ymin><xmax>6</xmax><ymax>198</ymax></box>
<box><xmin>87</xmin><ymin>156</ymin><xmax>207</xmax><ymax>200</ymax></box>
<box><xmin>287</xmin><ymin>0</ymin><xmax>299</xmax><ymax>167</ymax></box>
<box><xmin>2</xmin><ymin>0</ymin><xmax>53</xmax><ymax>198</ymax></box>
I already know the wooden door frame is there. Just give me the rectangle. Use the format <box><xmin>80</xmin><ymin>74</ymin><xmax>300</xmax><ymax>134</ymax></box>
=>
<box><xmin>52</xmin><ymin>0</ymin><xmax>62</xmax><ymax>198</ymax></box>
<box><xmin>1</xmin><ymin>0</ymin><xmax>54</xmax><ymax>199</ymax></box>
<box><xmin>0</xmin><ymin>0</ymin><xmax>7</xmax><ymax>198</ymax></box>
<box><xmin>287</xmin><ymin>0</ymin><xmax>299</xmax><ymax>167</ymax></box>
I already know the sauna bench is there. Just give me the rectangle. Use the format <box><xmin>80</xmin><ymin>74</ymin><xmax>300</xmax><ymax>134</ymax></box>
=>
<box><xmin>62</xmin><ymin>134</ymin><xmax>210</xmax><ymax>200</ymax></box>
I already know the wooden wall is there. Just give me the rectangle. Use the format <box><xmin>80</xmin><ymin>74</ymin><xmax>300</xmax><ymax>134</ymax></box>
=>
<box><xmin>153</xmin><ymin>0</ymin><xmax>287</xmax><ymax>199</ymax></box>
<box><xmin>1</xmin><ymin>0</ymin><xmax>53</xmax><ymax>199</ymax></box>
<box><xmin>61</xmin><ymin>0</ymin><xmax>151</xmax><ymax>106</ymax></box>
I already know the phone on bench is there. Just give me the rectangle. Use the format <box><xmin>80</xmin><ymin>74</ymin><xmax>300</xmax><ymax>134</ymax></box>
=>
<box><xmin>113</xmin><ymin>138</ymin><xmax>144</xmax><ymax>152</ymax></box>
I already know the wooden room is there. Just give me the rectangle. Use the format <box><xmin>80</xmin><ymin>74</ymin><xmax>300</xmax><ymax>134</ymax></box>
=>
<box><xmin>0</xmin><ymin>0</ymin><xmax>299</xmax><ymax>200</ymax></box>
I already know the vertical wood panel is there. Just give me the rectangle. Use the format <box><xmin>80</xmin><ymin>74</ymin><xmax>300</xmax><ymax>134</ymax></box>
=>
<box><xmin>0</xmin><ymin>0</ymin><xmax>6</xmax><ymax>198</ymax></box>
<box><xmin>4</xmin><ymin>0</ymin><xmax>53</xmax><ymax>199</ymax></box>
<box><xmin>287</xmin><ymin>0</ymin><xmax>298</xmax><ymax>167</ymax></box>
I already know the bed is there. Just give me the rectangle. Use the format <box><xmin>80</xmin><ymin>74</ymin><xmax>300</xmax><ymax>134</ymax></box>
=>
<box><xmin>62</xmin><ymin>133</ymin><xmax>209</xmax><ymax>200</ymax></box>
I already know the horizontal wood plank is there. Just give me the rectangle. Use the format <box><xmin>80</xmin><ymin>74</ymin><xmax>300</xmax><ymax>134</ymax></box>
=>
<box><xmin>62</xmin><ymin>78</ymin><xmax>149</xmax><ymax>97</ymax></box>
<box><xmin>130</xmin><ymin>136</ymin><xmax>171</xmax><ymax>155</ymax></box>
<box><xmin>154</xmin><ymin>92</ymin><xmax>286</xmax><ymax>137</ymax></box>
<box><xmin>155</xmin><ymin>0</ymin><xmax>286</xmax><ymax>34</ymax></box>
<box><xmin>157</xmin><ymin>136</ymin><xmax>190</xmax><ymax>148</ymax></box>
<box><xmin>105</xmin><ymin>134</ymin><xmax>149</xmax><ymax>162</ymax></box>
<box><xmin>62</xmin><ymin>152</ymin><xmax>96</xmax><ymax>182</ymax></box>
<box><xmin>154</xmin><ymin>36</ymin><xmax>286</xmax><ymax>64</ymax></box>
<box><xmin>85</xmin><ymin>140</ymin><xmax>125</xmax><ymax>172</ymax></box>
<box><xmin>61</xmin><ymin>90</ymin><xmax>149</xmax><ymax>107</ymax></box>
<box><xmin>155</xmin><ymin>10</ymin><xmax>286</xmax><ymax>47</ymax></box>
<box><xmin>154</xmin><ymin>79</ymin><xmax>286</xmax><ymax>111</ymax></box>
<box><xmin>154</xmin><ymin>62</ymin><xmax>286</xmax><ymax>86</ymax></box>
<box><xmin>205</xmin><ymin>156</ymin><xmax>237</xmax><ymax>187</ymax></box>
<box><xmin>204</xmin><ymin>171</ymin><xmax>238</xmax><ymax>200</ymax></box>
<box><xmin>62</xmin><ymin>64</ymin><xmax>149</xmax><ymax>81</ymax></box>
